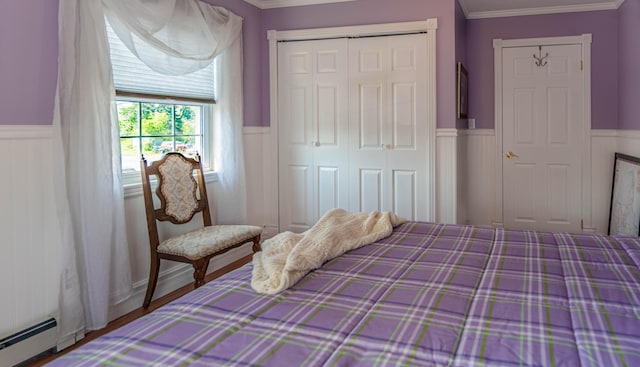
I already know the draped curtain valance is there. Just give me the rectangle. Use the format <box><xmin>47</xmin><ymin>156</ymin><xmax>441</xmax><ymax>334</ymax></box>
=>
<box><xmin>103</xmin><ymin>0</ymin><xmax>242</xmax><ymax>75</ymax></box>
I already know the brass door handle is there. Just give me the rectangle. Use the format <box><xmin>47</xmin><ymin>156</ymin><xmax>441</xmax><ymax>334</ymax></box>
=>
<box><xmin>506</xmin><ymin>151</ymin><xmax>519</xmax><ymax>159</ymax></box>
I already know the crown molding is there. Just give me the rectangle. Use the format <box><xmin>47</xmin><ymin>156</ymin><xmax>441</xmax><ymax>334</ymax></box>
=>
<box><xmin>457</xmin><ymin>0</ymin><xmax>470</xmax><ymax>18</ymax></box>
<box><xmin>243</xmin><ymin>0</ymin><xmax>262</xmax><ymax>8</ymax></box>
<box><xmin>464</xmin><ymin>0</ymin><xmax>624</xmax><ymax>19</ymax></box>
<box><xmin>243</xmin><ymin>0</ymin><xmax>355</xmax><ymax>9</ymax></box>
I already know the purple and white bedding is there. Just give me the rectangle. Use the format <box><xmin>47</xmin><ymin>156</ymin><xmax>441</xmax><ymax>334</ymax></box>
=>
<box><xmin>47</xmin><ymin>222</ymin><xmax>640</xmax><ymax>366</ymax></box>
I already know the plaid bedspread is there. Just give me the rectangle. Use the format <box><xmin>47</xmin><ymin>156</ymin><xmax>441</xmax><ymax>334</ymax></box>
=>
<box><xmin>47</xmin><ymin>222</ymin><xmax>640</xmax><ymax>366</ymax></box>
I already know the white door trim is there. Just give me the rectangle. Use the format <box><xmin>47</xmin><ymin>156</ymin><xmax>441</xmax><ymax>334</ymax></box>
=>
<box><xmin>268</xmin><ymin>19</ymin><xmax>438</xmax><ymax>228</ymax></box>
<box><xmin>493</xmin><ymin>34</ymin><xmax>593</xmax><ymax>231</ymax></box>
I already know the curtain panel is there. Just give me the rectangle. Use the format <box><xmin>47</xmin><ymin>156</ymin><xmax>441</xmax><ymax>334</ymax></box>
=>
<box><xmin>54</xmin><ymin>0</ymin><xmax>246</xmax><ymax>347</ymax></box>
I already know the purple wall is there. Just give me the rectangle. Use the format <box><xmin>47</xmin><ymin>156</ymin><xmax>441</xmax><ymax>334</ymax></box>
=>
<box><xmin>0</xmin><ymin>0</ymin><xmax>58</xmax><ymax>125</ymax></box>
<box><xmin>454</xmin><ymin>0</ymin><xmax>467</xmax><ymax>129</ymax></box>
<box><xmin>618</xmin><ymin>0</ymin><xmax>640</xmax><ymax>130</ymax></box>
<box><xmin>261</xmin><ymin>0</ymin><xmax>458</xmax><ymax>128</ymax></box>
<box><xmin>465</xmin><ymin>11</ymin><xmax>619</xmax><ymax>130</ymax></box>
<box><xmin>0</xmin><ymin>0</ymin><xmax>262</xmax><ymax>126</ymax></box>
<box><xmin>4</xmin><ymin>1</ymin><xmax>635</xmax><ymax>131</ymax></box>
<box><xmin>202</xmin><ymin>0</ymin><xmax>263</xmax><ymax>126</ymax></box>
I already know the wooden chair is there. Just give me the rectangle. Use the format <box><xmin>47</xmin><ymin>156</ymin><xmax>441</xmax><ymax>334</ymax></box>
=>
<box><xmin>140</xmin><ymin>152</ymin><xmax>261</xmax><ymax>308</ymax></box>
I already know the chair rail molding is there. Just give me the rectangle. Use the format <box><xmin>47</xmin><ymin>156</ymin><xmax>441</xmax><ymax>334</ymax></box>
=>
<box><xmin>0</xmin><ymin>125</ymin><xmax>52</xmax><ymax>140</ymax></box>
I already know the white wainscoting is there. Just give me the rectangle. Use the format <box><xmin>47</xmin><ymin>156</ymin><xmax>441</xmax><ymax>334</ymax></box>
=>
<box><xmin>458</xmin><ymin>129</ymin><xmax>497</xmax><ymax>227</ymax></box>
<box><xmin>0</xmin><ymin>126</ymin><xmax>61</xmax><ymax>339</ymax></box>
<box><xmin>436</xmin><ymin>129</ymin><xmax>458</xmax><ymax>224</ymax></box>
<box><xmin>5</xmin><ymin>124</ymin><xmax>637</xmax><ymax>340</ymax></box>
<box><xmin>0</xmin><ymin>124</ymin><xmax>281</xmax><ymax>334</ymax></box>
<box><xmin>458</xmin><ymin>128</ymin><xmax>640</xmax><ymax>234</ymax></box>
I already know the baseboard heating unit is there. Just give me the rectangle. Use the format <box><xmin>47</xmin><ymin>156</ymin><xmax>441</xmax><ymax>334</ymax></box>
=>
<box><xmin>0</xmin><ymin>317</ymin><xmax>57</xmax><ymax>366</ymax></box>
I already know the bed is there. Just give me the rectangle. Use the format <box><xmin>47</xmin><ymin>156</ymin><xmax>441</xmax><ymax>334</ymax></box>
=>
<box><xmin>47</xmin><ymin>221</ymin><xmax>640</xmax><ymax>366</ymax></box>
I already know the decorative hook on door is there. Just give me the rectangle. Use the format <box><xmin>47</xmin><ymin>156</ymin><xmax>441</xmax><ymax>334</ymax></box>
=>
<box><xmin>533</xmin><ymin>46</ymin><xmax>549</xmax><ymax>67</ymax></box>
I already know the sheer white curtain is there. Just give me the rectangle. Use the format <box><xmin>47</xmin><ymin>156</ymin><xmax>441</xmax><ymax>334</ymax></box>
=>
<box><xmin>54</xmin><ymin>0</ymin><xmax>246</xmax><ymax>346</ymax></box>
<box><xmin>54</xmin><ymin>0</ymin><xmax>132</xmax><ymax>343</ymax></box>
<box><xmin>103</xmin><ymin>0</ymin><xmax>242</xmax><ymax>76</ymax></box>
<box><xmin>213</xmin><ymin>37</ymin><xmax>247</xmax><ymax>224</ymax></box>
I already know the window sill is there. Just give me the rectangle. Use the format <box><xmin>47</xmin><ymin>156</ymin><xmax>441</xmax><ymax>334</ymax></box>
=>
<box><xmin>123</xmin><ymin>171</ymin><xmax>219</xmax><ymax>199</ymax></box>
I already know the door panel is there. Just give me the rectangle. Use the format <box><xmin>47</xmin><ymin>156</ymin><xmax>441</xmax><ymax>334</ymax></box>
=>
<box><xmin>349</xmin><ymin>34</ymin><xmax>428</xmax><ymax>220</ymax></box>
<box><xmin>392</xmin><ymin>82</ymin><xmax>416</xmax><ymax>149</ymax></box>
<box><xmin>393</xmin><ymin>170</ymin><xmax>416</xmax><ymax>220</ymax></box>
<box><xmin>359</xmin><ymin>169</ymin><xmax>383</xmax><ymax>213</ymax></box>
<box><xmin>289</xmin><ymin>85</ymin><xmax>310</xmax><ymax>144</ymax></box>
<box><xmin>317</xmin><ymin>85</ymin><xmax>338</xmax><ymax>146</ymax></box>
<box><xmin>288</xmin><ymin>165</ymin><xmax>312</xmax><ymax>229</ymax></box>
<box><xmin>547</xmin><ymin>164</ymin><xmax>570</xmax><ymax>224</ymax></box>
<box><xmin>312</xmin><ymin>39</ymin><xmax>349</xmax><ymax>221</ymax></box>
<box><xmin>317</xmin><ymin>166</ymin><xmax>339</xmax><ymax>218</ymax></box>
<box><xmin>514</xmin><ymin>88</ymin><xmax>535</xmax><ymax>144</ymax></box>
<box><xmin>358</xmin><ymin>83</ymin><xmax>384</xmax><ymax>148</ymax></box>
<box><xmin>279</xmin><ymin>42</ymin><xmax>313</xmax><ymax>232</ymax></box>
<box><xmin>502</xmin><ymin>44</ymin><xmax>583</xmax><ymax>232</ymax></box>
<box><xmin>278</xmin><ymin>39</ymin><xmax>348</xmax><ymax>232</ymax></box>
<box><xmin>547</xmin><ymin>87</ymin><xmax>569</xmax><ymax>144</ymax></box>
<box><xmin>512</xmin><ymin>162</ymin><xmax>537</xmax><ymax>223</ymax></box>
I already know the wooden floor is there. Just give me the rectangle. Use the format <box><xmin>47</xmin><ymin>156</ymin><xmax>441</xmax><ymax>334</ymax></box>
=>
<box><xmin>27</xmin><ymin>255</ymin><xmax>252</xmax><ymax>366</ymax></box>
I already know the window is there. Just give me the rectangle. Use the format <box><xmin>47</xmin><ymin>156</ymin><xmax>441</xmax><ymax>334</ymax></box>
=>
<box><xmin>107</xmin><ymin>21</ymin><xmax>217</xmax><ymax>184</ymax></box>
<box><xmin>117</xmin><ymin>99</ymin><xmax>210</xmax><ymax>176</ymax></box>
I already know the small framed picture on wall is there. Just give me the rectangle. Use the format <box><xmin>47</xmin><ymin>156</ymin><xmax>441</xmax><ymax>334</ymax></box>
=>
<box><xmin>457</xmin><ymin>62</ymin><xmax>468</xmax><ymax>119</ymax></box>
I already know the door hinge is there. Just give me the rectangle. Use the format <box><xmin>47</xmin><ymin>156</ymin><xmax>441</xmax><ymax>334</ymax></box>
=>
<box><xmin>580</xmin><ymin>60</ymin><xmax>583</xmax><ymax>71</ymax></box>
<box><xmin>581</xmin><ymin>219</ymin><xmax>584</xmax><ymax>229</ymax></box>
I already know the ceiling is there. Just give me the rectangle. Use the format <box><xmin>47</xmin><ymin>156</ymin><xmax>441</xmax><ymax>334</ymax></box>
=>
<box><xmin>245</xmin><ymin>0</ymin><xmax>625</xmax><ymax>18</ymax></box>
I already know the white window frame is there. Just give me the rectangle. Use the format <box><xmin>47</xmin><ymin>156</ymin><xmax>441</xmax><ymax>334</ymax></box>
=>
<box><xmin>118</xmin><ymin>96</ymin><xmax>218</xmax><ymax>196</ymax></box>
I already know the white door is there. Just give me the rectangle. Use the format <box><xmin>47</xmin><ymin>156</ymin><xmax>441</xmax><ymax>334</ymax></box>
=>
<box><xmin>501</xmin><ymin>44</ymin><xmax>584</xmax><ymax>232</ymax></box>
<box><xmin>278</xmin><ymin>39</ymin><xmax>349</xmax><ymax>232</ymax></box>
<box><xmin>348</xmin><ymin>34</ymin><xmax>428</xmax><ymax>221</ymax></box>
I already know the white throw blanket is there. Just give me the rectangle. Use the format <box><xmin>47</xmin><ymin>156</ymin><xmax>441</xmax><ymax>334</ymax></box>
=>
<box><xmin>251</xmin><ymin>208</ymin><xmax>406</xmax><ymax>294</ymax></box>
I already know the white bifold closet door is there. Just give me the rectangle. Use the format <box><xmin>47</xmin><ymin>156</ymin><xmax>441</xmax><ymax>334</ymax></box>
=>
<box><xmin>278</xmin><ymin>39</ymin><xmax>349</xmax><ymax>233</ymax></box>
<box><xmin>348</xmin><ymin>34</ymin><xmax>428</xmax><ymax>221</ymax></box>
<box><xmin>278</xmin><ymin>33</ymin><xmax>428</xmax><ymax>232</ymax></box>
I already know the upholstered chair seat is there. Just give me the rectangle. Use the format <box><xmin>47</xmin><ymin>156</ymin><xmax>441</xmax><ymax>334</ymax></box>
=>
<box><xmin>158</xmin><ymin>225</ymin><xmax>263</xmax><ymax>260</ymax></box>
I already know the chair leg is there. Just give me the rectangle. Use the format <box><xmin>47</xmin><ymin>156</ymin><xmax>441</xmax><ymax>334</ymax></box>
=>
<box><xmin>192</xmin><ymin>258</ymin><xmax>209</xmax><ymax>288</ymax></box>
<box><xmin>143</xmin><ymin>254</ymin><xmax>160</xmax><ymax>309</ymax></box>
<box><xmin>252</xmin><ymin>235</ymin><xmax>262</xmax><ymax>253</ymax></box>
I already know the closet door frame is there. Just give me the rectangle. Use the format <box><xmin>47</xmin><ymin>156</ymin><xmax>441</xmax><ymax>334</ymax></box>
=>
<box><xmin>268</xmin><ymin>19</ymin><xmax>438</xmax><ymax>230</ymax></box>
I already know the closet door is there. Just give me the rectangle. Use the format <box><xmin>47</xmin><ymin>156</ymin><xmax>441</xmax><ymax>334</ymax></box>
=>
<box><xmin>278</xmin><ymin>39</ymin><xmax>349</xmax><ymax>232</ymax></box>
<box><xmin>348</xmin><ymin>34</ymin><xmax>427</xmax><ymax>221</ymax></box>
